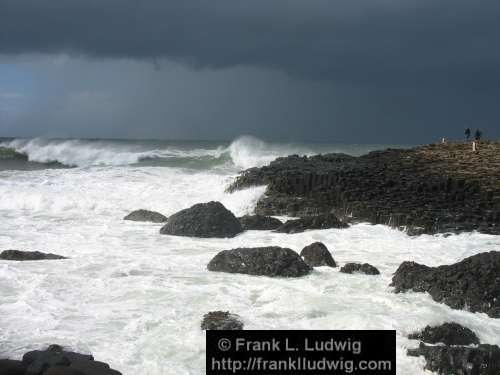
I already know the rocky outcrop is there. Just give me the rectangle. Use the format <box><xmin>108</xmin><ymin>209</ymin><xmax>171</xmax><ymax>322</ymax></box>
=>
<box><xmin>0</xmin><ymin>250</ymin><xmax>66</xmax><ymax>261</ymax></box>
<box><xmin>407</xmin><ymin>323</ymin><xmax>499</xmax><ymax>374</ymax></box>
<box><xmin>201</xmin><ymin>311</ymin><xmax>244</xmax><ymax>330</ymax></box>
<box><xmin>408</xmin><ymin>322</ymin><xmax>479</xmax><ymax>346</ymax></box>
<box><xmin>123</xmin><ymin>209</ymin><xmax>167</xmax><ymax>223</ymax></box>
<box><xmin>300</xmin><ymin>242</ymin><xmax>336</xmax><ymax>267</ymax></box>
<box><xmin>340</xmin><ymin>263</ymin><xmax>380</xmax><ymax>275</ymax></box>
<box><xmin>0</xmin><ymin>344</ymin><xmax>121</xmax><ymax>375</ymax></box>
<box><xmin>207</xmin><ymin>246</ymin><xmax>312</xmax><ymax>277</ymax></box>
<box><xmin>160</xmin><ymin>201</ymin><xmax>243</xmax><ymax>238</ymax></box>
<box><xmin>276</xmin><ymin>214</ymin><xmax>348</xmax><ymax>233</ymax></box>
<box><xmin>408</xmin><ymin>343</ymin><xmax>500</xmax><ymax>375</ymax></box>
<box><xmin>391</xmin><ymin>251</ymin><xmax>500</xmax><ymax>318</ymax></box>
<box><xmin>238</xmin><ymin>215</ymin><xmax>282</xmax><ymax>230</ymax></box>
<box><xmin>228</xmin><ymin>142</ymin><xmax>500</xmax><ymax>235</ymax></box>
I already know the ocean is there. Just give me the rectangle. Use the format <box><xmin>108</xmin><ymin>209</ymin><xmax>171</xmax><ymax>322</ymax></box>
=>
<box><xmin>1</xmin><ymin>136</ymin><xmax>499</xmax><ymax>374</ymax></box>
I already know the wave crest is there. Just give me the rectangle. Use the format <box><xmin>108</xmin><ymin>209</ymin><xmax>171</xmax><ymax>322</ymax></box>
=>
<box><xmin>0</xmin><ymin>136</ymin><xmax>312</xmax><ymax>169</ymax></box>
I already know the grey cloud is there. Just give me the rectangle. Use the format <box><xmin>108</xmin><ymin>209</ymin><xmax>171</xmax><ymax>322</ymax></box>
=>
<box><xmin>1</xmin><ymin>0</ymin><xmax>500</xmax><ymax>85</ymax></box>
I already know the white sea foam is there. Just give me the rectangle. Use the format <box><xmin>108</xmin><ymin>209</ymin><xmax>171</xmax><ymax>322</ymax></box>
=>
<box><xmin>0</xmin><ymin>142</ymin><xmax>498</xmax><ymax>375</ymax></box>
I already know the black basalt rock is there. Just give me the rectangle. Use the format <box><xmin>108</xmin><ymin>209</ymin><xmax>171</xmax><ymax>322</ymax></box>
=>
<box><xmin>201</xmin><ymin>311</ymin><xmax>244</xmax><ymax>330</ymax></box>
<box><xmin>407</xmin><ymin>343</ymin><xmax>500</xmax><ymax>375</ymax></box>
<box><xmin>340</xmin><ymin>263</ymin><xmax>380</xmax><ymax>275</ymax></box>
<box><xmin>207</xmin><ymin>246</ymin><xmax>312</xmax><ymax>277</ymax></box>
<box><xmin>124</xmin><ymin>209</ymin><xmax>167</xmax><ymax>223</ymax></box>
<box><xmin>238</xmin><ymin>215</ymin><xmax>282</xmax><ymax>230</ymax></box>
<box><xmin>300</xmin><ymin>242</ymin><xmax>336</xmax><ymax>267</ymax></box>
<box><xmin>408</xmin><ymin>322</ymin><xmax>480</xmax><ymax>346</ymax></box>
<box><xmin>276</xmin><ymin>214</ymin><xmax>348</xmax><ymax>234</ymax></box>
<box><xmin>0</xmin><ymin>250</ymin><xmax>66</xmax><ymax>261</ymax></box>
<box><xmin>392</xmin><ymin>251</ymin><xmax>500</xmax><ymax>318</ymax></box>
<box><xmin>160</xmin><ymin>201</ymin><xmax>243</xmax><ymax>238</ymax></box>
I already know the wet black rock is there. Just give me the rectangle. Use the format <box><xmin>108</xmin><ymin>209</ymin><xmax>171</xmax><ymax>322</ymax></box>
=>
<box><xmin>228</xmin><ymin>142</ymin><xmax>500</xmax><ymax>235</ymax></box>
<box><xmin>392</xmin><ymin>251</ymin><xmax>500</xmax><ymax>318</ymax></box>
<box><xmin>207</xmin><ymin>246</ymin><xmax>312</xmax><ymax>277</ymax></box>
<box><xmin>123</xmin><ymin>209</ymin><xmax>167</xmax><ymax>223</ymax></box>
<box><xmin>0</xmin><ymin>250</ymin><xmax>66</xmax><ymax>261</ymax></box>
<box><xmin>0</xmin><ymin>344</ymin><xmax>122</xmax><ymax>375</ymax></box>
<box><xmin>407</xmin><ymin>343</ymin><xmax>500</xmax><ymax>375</ymax></box>
<box><xmin>340</xmin><ymin>263</ymin><xmax>380</xmax><ymax>275</ymax></box>
<box><xmin>160</xmin><ymin>201</ymin><xmax>243</xmax><ymax>238</ymax></box>
<box><xmin>0</xmin><ymin>359</ymin><xmax>26</xmax><ymax>375</ymax></box>
<box><xmin>238</xmin><ymin>215</ymin><xmax>282</xmax><ymax>230</ymax></box>
<box><xmin>201</xmin><ymin>311</ymin><xmax>244</xmax><ymax>330</ymax></box>
<box><xmin>300</xmin><ymin>242</ymin><xmax>336</xmax><ymax>267</ymax></box>
<box><xmin>276</xmin><ymin>214</ymin><xmax>348</xmax><ymax>234</ymax></box>
<box><xmin>408</xmin><ymin>322</ymin><xmax>480</xmax><ymax>346</ymax></box>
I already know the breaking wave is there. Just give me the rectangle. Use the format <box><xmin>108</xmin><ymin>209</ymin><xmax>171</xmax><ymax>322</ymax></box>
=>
<box><xmin>0</xmin><ymin>136</ymin><xmax>314</xmax><ymax>170</ymax></box>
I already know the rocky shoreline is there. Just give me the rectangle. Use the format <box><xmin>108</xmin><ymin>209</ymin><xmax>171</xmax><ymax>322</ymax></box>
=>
<box><xmin>228</xmin><ymin>141</ymin><xmax>500</xmax><ymax>235</ymax></box>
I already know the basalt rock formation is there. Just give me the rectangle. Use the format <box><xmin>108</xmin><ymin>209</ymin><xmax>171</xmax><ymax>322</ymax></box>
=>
<box><xmin>228</xmin><ymin>142</ymin><xmax>500</xmax><ymax>235</ymax></box>
<box><xmin>160</xmin><ymin>201</ymin><xmax>243</xmax><ymax>238</ymax></box>
<box><xmin>276</xmin><ymin>214</ymin><xmax>348</xmax><ymax>233</ymax></box>
<box><xmin>408</xmin><ymin>322</ymin><xmax>479</xmax><ymax>346</ymax></box>
<box><xmin>0</xmin><ymin>250</ymin><xmax>66</xmax><ymax>261</ymax></box>
<box><xmin>0</xmin><ymin>344</ymin><xmax>121</xmax><ymax>375</ymax></box>
<box><xmin>124</xmin><ymin>209</ymin><xmax>167</xmax><ymax>223</ymax></box>
<box><xmin>340</xmin><ymin>263</ymin><xmax>380</xmax><ymax>275</ymax></box>
<box><xmin>391</xmin><ymin>251</ymin><xmax>500</xmax><ymax>318</ymax></box>
<box><xmin>201</xmin><ymin>311</ymin><xmax>244</xmax><ymax>330</ymax></box>
<box><xmin>300</xmin><ymin>242</ymin><xmax>336</xmax><ymax>267</ymax></box>
<box><xmin>238</xmin><ymin>215</ymin><xmax>283</xmax><ymax>230</ymax></box>
<box><xmin>207</xmin><ymin>246</ymin><xmax>312</xmax><ymax>277</ymax></box>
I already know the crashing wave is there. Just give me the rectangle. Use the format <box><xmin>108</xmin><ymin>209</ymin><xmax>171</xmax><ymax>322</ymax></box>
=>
<box><xmin>0</xmin><ymin>136</ymin><xmax>313</xmax><ymax>169</ymax></box>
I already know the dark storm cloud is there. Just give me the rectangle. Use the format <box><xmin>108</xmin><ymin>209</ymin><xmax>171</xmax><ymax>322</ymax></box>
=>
<box><xmin>1</xmin><ymin>0</ymin><xmax>500</xmax><ymax>85</ymax></box>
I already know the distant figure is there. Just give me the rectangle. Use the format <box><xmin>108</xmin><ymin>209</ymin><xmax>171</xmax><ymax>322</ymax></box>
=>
<box><xmin>475</xmin><ymin>129</ymin><xmax>482</xmax><ymax>141</ymax></box>
<box><xmin>465</xmin><ymin>128</ymin><xmax>471</xmax><ymax>141</ymax></box>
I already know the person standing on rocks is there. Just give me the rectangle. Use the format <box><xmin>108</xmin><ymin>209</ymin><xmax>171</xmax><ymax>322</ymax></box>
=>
<box><xmin>464</xmin><ymin>128</ymin><xmax>471</xmax><ymax>141</ymax></box>
<box><xmin>475</xmin><ymin>129</ymin><xmax>482</xmax><ymax>141</ymax></box>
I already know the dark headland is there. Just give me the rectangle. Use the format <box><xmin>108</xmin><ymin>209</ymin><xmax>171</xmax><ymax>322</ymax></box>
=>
<box><xmin>229</xmin><ymin>141</ymin><xmax>500</xmax><ymax>235</ymax></box>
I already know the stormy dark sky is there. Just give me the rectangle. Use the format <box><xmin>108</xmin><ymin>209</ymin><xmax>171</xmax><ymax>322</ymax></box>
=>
<box><xmin>0</xmin><ymin>0</ymin><xmax>499</xmax><ymax>143</ymax></box>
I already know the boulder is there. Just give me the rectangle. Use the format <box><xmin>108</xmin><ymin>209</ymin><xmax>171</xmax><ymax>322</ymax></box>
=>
<box><xmin>20</xmin><ymin>344</ymin><xmax>121</xmax><ymax>375</ymax></box>
<box><xmin>123</xmin><ymin>209</ymin><xmax>167</xmax><ymax>223</ymax></box>
<box><xmin>276</xmin><ymin>214</ymin><xmax>348</xmax><ymax>234</ymax></box>
<box><xmin>201</xmin><ymin>311</ymin><xmax>244</xmax><ymax>330</ymax></box>
<box><xmin>238</xmin><ymin>215</ymin><xmax>282</xmax><ymax>230</ymax></box>
<box><xmin>300</xmin><ymin>242</ymin><xmax>336</xmax><ymax>267</ymax></box>
<box><xmin>0</xmin><ymin>250</ymin><xmax>66</xmax><ymax>261</ymax></box>
<box><xmin>391</xmin><ymin>251</ymin><xmax>500</xmax><ymax>318</ymax></box>
<box><xmin>407</xmin><ymin>343</ymin><xmax>500</xmax><ymax>375</ymax></box>
<box><xmin>0</xmin><ymin>359</ymin><xmax>26</xmax><ymax>375</ymax></box>
<box><xmin>160</xmin><ymin>201</ymin><xmax>243</xmax><ymax>238</ymax></box>
<box><xmin>408</xmin><ymin>322</ymin><xmax>479</xmax><ymax>346</ymax></box>
<box><xmin>340</xmin><ymin>263</ymin><xmax>380</xmax><ymax>275</ymax></box>
<box><xmin>207</xmin><ymin>246</ymin><xmax>312</xmax><ymax>277</ymax></box>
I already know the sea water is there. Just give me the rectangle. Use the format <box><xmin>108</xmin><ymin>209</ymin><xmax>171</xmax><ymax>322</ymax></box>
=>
<box><xmin>0</xmin><ymin>135</ymin><xmax>499</xmax><ymax>374</ymax></box>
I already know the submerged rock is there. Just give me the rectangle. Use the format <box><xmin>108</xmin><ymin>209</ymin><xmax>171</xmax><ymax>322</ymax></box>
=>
<box><xmin>340</xmin><ymin>263</ymin><xmax>380</xmax><ymax>275</ymax></box>
<box><xmin>207</xmin><ymin>246</ymin><xmax>312</xmax><ymax>277</ymax></box>
<box><xmin>408</xmin><ymin>343</ymin><xmax>500</xmax><ymax>375</ymax></box>
<box><xmin>201</xmin><ymin>311</ymin><xmax>244</xmax><ymax>330</ymax></box>
<box><xmin>160</xmin><ymin>201</ymin><xmax>243</xmax><ymax>238</ymax></box>
<box><xmin>300</xmin><ymin>242</ymin><xmax>336</xmax><ymax>267</ymax></box>
<box><xmin>124</xmin><ymin>209</ymin><xmax>167</xmax><ymax>223</ymax></box>
<box><xmin>408</xmin><ymin>322</ymin><xmax>479</xmax><ymax>346</ymax></box>
<box><xmin>238</xmin><ymin>215</ymin><xmax>282</xmax><ymax>230</ymax></box>
<box><xmin>0</xmin><ymin>344</ymin><xmax>122</xmax><ymax>375</ymax></box>
<box><xmin>0</xmin><ymin>250</ymin><xmax>66</xmax><ymax>261</ymax></box>
<box><xmin>391</xmin><ymin>251</ymin><xmax>500</xmax><ymax>318</ymax></box>
<box><xmin>276</xmin><ymin>214</ymin><xmax>348</xmax><ymax>234</ymax></box>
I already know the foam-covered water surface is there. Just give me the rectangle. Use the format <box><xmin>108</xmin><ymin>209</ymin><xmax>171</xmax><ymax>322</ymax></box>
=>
<box><xmin>0</xmin><ymin>138</ymin><xmax>498</xmax><ymax>375</ymax></box>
